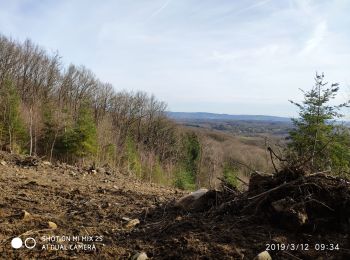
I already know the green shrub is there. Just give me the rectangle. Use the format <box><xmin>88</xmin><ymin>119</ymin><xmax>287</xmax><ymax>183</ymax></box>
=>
<box><xmin>222</xmin><ymin>163</ymin><xmax>238</xmax><ymax>188</ymax></box>
<box><xmin>125</xmin><ymin>136</ymin><xmax>142</xmax><ymax>178</ymax></box>
<box><xmin>174</xmin><ymin>168</ymin><xmax>196</xmax><ymax>190</ymax></box>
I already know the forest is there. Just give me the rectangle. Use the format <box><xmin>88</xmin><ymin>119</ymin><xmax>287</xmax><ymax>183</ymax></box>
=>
<box><xmin>1</xmin><ymin>34</ymin><xmax>349</xmax><ymax>192</ymax></box>
<box><xmin>0</xmin><ymin>34</ymin><xmax>272</xmax><ymax>190</ymax></box>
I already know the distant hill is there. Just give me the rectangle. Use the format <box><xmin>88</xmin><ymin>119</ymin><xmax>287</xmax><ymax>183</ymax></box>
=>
<box><xmin>167</xmin><ymin>112</ymin><xmax>292</xmax><ymax>122</ymax></box>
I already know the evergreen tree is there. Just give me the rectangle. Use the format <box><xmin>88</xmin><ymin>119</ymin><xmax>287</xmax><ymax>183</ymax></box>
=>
<box><xmin>125</xmin><ymin>136</ymin><xmax>142</xmax><ymax>177</ymax></box>
<box><xmin>55</xmin><ymin>103</ymin><xmax>97</xmax><ymax>161</ymax></box>
<box><xmin>74</xmin><ymin>103</ymin><xmax>97</xmax><ymax>158</ymax></box>
<box><xmin>222</xmin><ymin>162</ymin><xmax>238</xmax><ymax>188</ymax></box>
<box><xmin>288</xmin><ymin>73</ymin><xmax>350</xmax><ymax>174</ymax></box>
<box><xmin>174</xmin><ymin>132</ymin><xmax>201</xmax><ymax>190</ymax></box>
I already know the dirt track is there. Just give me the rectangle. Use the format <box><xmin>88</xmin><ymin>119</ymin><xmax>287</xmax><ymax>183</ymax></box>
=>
<box><xmin>0</xmin><ymin>152</ymin><xmax>349</xmax><ymax>259</ymax></box>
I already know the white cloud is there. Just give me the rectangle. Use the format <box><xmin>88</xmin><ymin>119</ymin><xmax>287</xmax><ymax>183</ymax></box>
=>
<box><xmin>300</xmin><ymin>20</ymin><xmax>328</xmax><ymax>55</ymax></box>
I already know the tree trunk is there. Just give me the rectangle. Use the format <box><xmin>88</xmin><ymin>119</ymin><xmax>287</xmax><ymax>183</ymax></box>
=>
<box><xmin>29</xmin><ymin>107</ymin><xmax>33</xmax><ymax>156</ymax></box>
<box><xmin>50</xmin><ymin>130</ymin><xmax>58</xmax><ymax>162</ymax></box>
<box><xmin>8</xmin><ymin>127</ymin><xmax>12</xmax><ymax>154</ymax></box>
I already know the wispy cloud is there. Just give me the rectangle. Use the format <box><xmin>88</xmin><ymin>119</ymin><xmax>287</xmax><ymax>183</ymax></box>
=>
<box><xmin>149</xmin><ymin>0</ymin><xmax>172</xmax><ymax>19</ymax></box>
<box><xmin>232</xmin><ymin>0</ymin><xmax>272</xmax><ymax>16</ymax></box>
<box><xmin>300</xmin><ymin>20</ymin><xmax>328</xmax><ymax>55</ymax></box>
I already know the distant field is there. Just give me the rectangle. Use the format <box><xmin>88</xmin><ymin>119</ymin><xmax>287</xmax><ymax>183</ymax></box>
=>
<box><xmin>175</xmin><ymin>118</ymin><xmax>293</xmax><ymax>137</ymax></box>
<box><xmin>167</xmin><ymin>112</ymin><xmax>292</xmax><ymax>122</ymax></box>
<box><xmin>168</xmin><ymin>112</ymin><xmax>293</xmax><ymax>137</ymax></box>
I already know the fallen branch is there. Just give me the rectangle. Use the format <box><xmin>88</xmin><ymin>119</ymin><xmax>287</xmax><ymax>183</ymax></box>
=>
<box><xmin>15</xmin><ymin>196</ymin><xmax>38</xmax><ymax>204</ymax></box>
<box><xmin>307</xmin><ymin>199</ymin><xmax>334</xmax><ymax>211</ymax></box>
<box><xmin>218</xmin><ymin>176</ymin><xmax>248</xmax><ymax>186</ymax></box>
<box><xmin>248</xmin><ymin>182</ymin><xmax>292</xmax><ymax>200</ymax></box>
<box><xmin>236</xmin><ymin>176</ymin><xmax>249</xmax><ymax>186</ymax></box>
<box><xmin>307</xmin><ymin>170</ymin><xmax>331</xmax><ymax>177</ymax></box>
<box><xmin>217</xmin><ymin>177</ymin><xmax>238</xmax><ymax>193</ymax></box>
<box><xmin>268</xmin><ymin>146</ymin><xmax>287</xmax><ymax>162</ymax></box>
<box><xmin>268</xmin><ymin>147</ymin><xmax>279</xmax><ymax>174</ymax></box>
<box><xmin>230</xmin><ymin>159</ymin><xmax>262</xmax><ymax>175</ymax></box>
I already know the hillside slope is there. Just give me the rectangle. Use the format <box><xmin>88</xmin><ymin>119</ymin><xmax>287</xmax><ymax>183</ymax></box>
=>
<box><xmin>0</xmin><ymin>152</ymin><xmax>183</xmax><ymax>259</ymax></box>
<box><xmin>0</xmin><ymin>152</ymin><xmax>349</xmax><ymax>259</ymax></box>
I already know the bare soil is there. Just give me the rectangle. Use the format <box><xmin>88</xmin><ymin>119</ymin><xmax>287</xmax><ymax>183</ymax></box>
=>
<box><xmin>0</xmin><ymin>152</ymin><xmax>349</xmax><ymax>259</ymax></box>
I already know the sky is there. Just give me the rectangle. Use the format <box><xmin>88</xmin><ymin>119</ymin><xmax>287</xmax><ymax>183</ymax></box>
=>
<box><xmin>0</xmin><ymin>0</ymin><xmax>350</xmax><ymax>117</ymax></box>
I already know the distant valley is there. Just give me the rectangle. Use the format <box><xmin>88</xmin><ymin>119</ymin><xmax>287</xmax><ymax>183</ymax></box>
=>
<box><xmin>168</xmin><ymin>112</ymin><xmax>293</xmax><ymax>137</ymax></box>
<box><xmin>167</xmin><ymin>112</ymin><xmax>292</xmax><ymax>122</ymax></box>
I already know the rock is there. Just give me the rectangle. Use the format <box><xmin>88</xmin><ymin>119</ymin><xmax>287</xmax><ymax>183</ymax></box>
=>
<box><xmin>296</xmin><ymin>210</ymin><xmax>308</xmax><ymax>225</ymax></box>
<box><xmin>131</xmin><ymin>252</ymin><xmax>148</xmax><ymax>260</ymax></box>
<box><xmin>96</xmin><ymin>167</ymin><xmax>105</xmax><ymax>174</ymax></box>
<box><xmin>253</xmin><ymin>251</ymin><xmax>272</xmax><ymax>260</ymax></box>
<box><xmin>42</xmin><ymin>161</ymin><xmax>51</xmax><ymax>166</ymax></box>
<box><xmin>175</xmin><ymin>216</ymin><xmax>182</xmax><ymax>221</ymax></box>
<box><xmin>125</xmin><ymin>218</ymin><xmax>140</xmax><ymax>229</ymax></box>
<box><xmin>122</xmin><ymin>217</ymin><xmax>131</xmax><ymax>222</ymax></box>
<box><xmin>22</xmin><ymin>210</ymin><xmax>31</xmax><ymax>220</ymax></box>
<box><xmin>48</xmin><ymin>221</ymin><xmax>57</xmax><ymax>229</ymax></box>
<box><xmin>101</xmin><ymin>202</ymin><xmax>111</xmax><ymax>209</ymax></box>
<box><xmin>175</xmin><ymin>188</ymin><xmax>219</xmax><ymax>211</ymax></box>
<box><xmin>91</xmin><ymin>169</ymin><xmax>97</xmax><ymax>174</ymax></box>
<box><xmin>188</xmin><ymin>188</ymin><xmax>208</xmax><ymax>199</ymax></box>
<box><xmin>0</xmin><ymin>160</ymin><xmax>6</xmax><ymax>166</ymax></box>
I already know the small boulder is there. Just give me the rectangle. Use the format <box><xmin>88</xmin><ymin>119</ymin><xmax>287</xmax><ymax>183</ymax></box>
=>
<box><xmin>48</xmin><ymin>221</ymin><xmax>57</xmax><ymax>229</ymax></box>
<box><xmin>296</xmin><ymin>210</ymin><xmax>308</xmax><ymax>225</ymax></box>
<box><xmin>96</xmin><ymin>167</ymin><xmax>105</xmax><ymax>174</ymax></box>
<box><xmin>131</xmin><ymin>252</ymin><xmax>148</xmax><ymax>260</ymax></box>
<box><xmin>125</xmin><ymin>219</ymin><xmax>140</xmax><ymax>229</ymax></box>
<box><xmin>254</xmin><ymin>251</ymin><xmax>272</xmax><ymax>260</ymax></box>
<box><xmin>175</xmin><ymin>188</ymin><xmax>208</xmax><ymax>210</ymax></box>
<box><xmin>22</xmin><ymin>210</ymin><xmax>32</xmax><ymax>220</ymax></box>
<box><xmin>42</xmin><ymin>161</ymin><xmax>52</xmax><ymax>166</ymax></box>
<box><xmin>122</xmin><ymin>217</ymin><xmax>131</xmax><ymax>222</ymax></box>
<box><xmin>175</xmin><ymin>188</ymin><xmax>220</xmax><ymax>212</ymax></box>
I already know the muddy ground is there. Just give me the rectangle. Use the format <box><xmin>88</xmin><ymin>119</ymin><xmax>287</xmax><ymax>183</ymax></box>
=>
<box><xmin>0</xmin><ymin>152</ymin><xmax>349</xmax><ymax>259</ymax></box>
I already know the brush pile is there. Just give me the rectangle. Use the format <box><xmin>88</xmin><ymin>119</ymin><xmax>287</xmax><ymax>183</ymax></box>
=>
<box><xmin>123</xmin><ymin>169</ymin><xmax>350</xmax><ymax>259</ymax></box>
<box><xmin>218</xmin><ymin>170</ymin><xmax>350</xmax><ymax>232</ymax></box>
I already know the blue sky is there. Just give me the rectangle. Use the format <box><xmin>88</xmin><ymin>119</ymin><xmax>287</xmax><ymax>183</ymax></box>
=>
<box><xmin>0</xmin><ymin>0</ymin><xmax>350</xmax><ymax>117</ymax></box>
